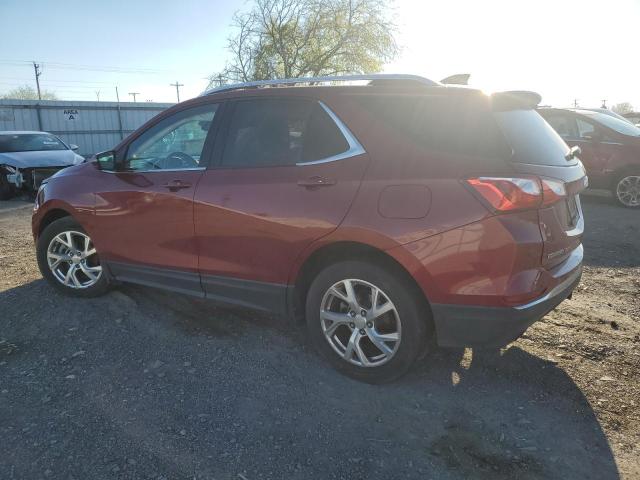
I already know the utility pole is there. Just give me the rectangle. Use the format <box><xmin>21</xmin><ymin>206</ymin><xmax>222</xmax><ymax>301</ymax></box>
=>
<box><xmin>573</xmin><ymin>99</ymin><xmax>579</xmax><ymax>108</ymax></box>
<box><xmin>128</xmin><ymin>92</ymin><xmax>140</xmax><ymax>102</ymax></box>
<box><xmin>95</xmin><ymin>90</ymin><xmax>101</xmax><ymax>101</ymax></box>
<box><xmin>115</xmin><ymin>86</ymin><xmax>120</xmax><ymax>102</ymax></box>
<box><xmin>601</xmin><ymin>99</ymin><xmax>607</xmax><ymax>109</ymax></box>
<box><xmin>170</xmin><ymin>81</ymin><xmax>184</xmax><ymax>102</ymax></box>
<box><xmin>32</xmin><ymin>61</ymin><xmax>42</xmax><ymax>100</ymax></box>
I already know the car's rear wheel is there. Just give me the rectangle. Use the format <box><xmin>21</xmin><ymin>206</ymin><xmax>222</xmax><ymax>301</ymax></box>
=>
<box><xmin>613</xmin><ymin>172</ymin><xmax>640</xmax><ymax>208</ymax></box>
<box><xmin>306</xmin><ymin>261</ymin><xmax>430</xmax><ymax>383</ymax></box>
<box><xmin>36</xmin><ymin>217</ymin><xmax>109</xmax><ymax>297</ymax></box>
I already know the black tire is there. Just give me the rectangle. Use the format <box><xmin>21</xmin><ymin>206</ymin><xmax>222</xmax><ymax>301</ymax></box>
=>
<box><xmin>36</xmin><ymin>216</ymin><xmax>110</xmax><ymax>297</ymax></box>
<box><xmin>612</xmin><ymin>170</ymin><xmax>640</xmax><ymax>208</ymax></box>
<box><xmin>306</xmin><ymin>260</ymin><xmax>431</xmax><ymax>383</ymax></box>
<box><xmin>0</xmin><ymin>170</ymin><xmax>15</xmax><ymax>200</ymax></box>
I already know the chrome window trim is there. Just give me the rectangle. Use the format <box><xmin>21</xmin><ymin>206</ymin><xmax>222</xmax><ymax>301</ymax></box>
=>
<box><xmin>295</xmin><ymin>101</ymin><xmax>366</xmax><ymax>166</ymax></box>
<box><xmin>101</xmin><ymin>167</ymin><xmax>206</xmax><ymax>174</ymax></box>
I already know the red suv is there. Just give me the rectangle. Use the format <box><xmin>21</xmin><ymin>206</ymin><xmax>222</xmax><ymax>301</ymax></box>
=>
<box><xmin>539</xmin><ymin>107</ymin><xmax>640</xmax><ymax>207</ymax></box>
<box><xmin>32</xmin><ymin>75</ymin><xmax>586</xmax><ymax>382</ymax></box>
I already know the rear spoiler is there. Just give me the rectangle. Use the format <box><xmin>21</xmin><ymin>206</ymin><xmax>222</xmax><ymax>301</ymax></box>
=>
<box><xmin>440</xmin><ymin>74</ymin><xmax>470</xmax><ymax>85</ymax></box>
<box><xmin>491</xmin><ymin>91</ymin><xmax>542</xmax><ymax>111</ymax></box>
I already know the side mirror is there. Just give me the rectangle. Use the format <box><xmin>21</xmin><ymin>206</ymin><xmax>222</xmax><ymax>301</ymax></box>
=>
<box><xmin>95</xmin><ymin>150</ymin><xmax>116</xmax><ymax>171</ymax></box>
<box><xmin>69</xmin><ymin>144</ymin><xmax>79</xmax><ymax>151</ymax></box>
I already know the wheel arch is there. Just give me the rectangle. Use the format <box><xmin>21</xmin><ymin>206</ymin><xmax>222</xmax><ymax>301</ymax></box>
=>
<box><xmin>37</xmin><ymin>208</ymin><xmax>74</xmax><ymax>238</ymax></box>
<box><xmin>610</xmin><ymin>163</ymin><xmax>640</xmax><ymax>189</ymax></box>
<box><xmin>289</xmin><ymin>240</ymin><xmax>433</xmax><ymax>327</ymax></box>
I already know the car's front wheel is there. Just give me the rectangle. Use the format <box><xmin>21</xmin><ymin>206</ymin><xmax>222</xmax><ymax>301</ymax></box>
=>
<box><xmin>613</xmin><ymin>171</ymin><xmax>640</xmax><ymax>208</ymax></box>
<box><xmin>306</xmin><ymin>261</ymin><xmax>430</xmax><ymax>383</ymax></box>
<box><xmin>36</xmin><ymin>217</ymin><xmax>109</xmax><ymax>297</ymax></box>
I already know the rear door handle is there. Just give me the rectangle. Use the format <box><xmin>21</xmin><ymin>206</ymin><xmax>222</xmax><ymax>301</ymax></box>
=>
<box><xmin>161</xmin><ymin>180</ymin><xmax>192</xmax><ymax>191</ymax></box>
<box><xmin>297</xmin><ymin>176</ymin><xmax>336</xmax><ymax>188</ymax></box>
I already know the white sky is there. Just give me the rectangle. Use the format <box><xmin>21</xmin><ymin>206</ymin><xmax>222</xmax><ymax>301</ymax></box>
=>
<box><xmin>390</xmin><ymin>0</ymin><xmax>640</xmax><ymax>108</ymax></box>
<box><xmin>1</xmin><ymin>0</ymin><xmax>639</xmax><ymax>108</ymax></box>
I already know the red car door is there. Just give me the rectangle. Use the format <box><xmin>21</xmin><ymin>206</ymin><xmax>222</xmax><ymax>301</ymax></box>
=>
<box><xmin>91</xmin><ymin>103</ymin><xmax>221</xmax><ymax>292</ymax></box>
<box><xmin>193</xmin><ymin>97</ymin><xmax>368</xmax><ymax>311</ymax></box>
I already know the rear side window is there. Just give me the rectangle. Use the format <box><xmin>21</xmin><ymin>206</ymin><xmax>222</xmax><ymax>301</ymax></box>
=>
<box><xmin>354</xmin><ymin>94</ymin><xmax>511</xmax><ymax>160</ymax></box>
<box><xmin>494</xmin><ymin>110</ymin><xmax>571</xmax><ymax>166</ymax></box>
<box><xmin>221</xmin><ymin>98</ymin><xmax>350</xmax><ymax>167</ymax></box>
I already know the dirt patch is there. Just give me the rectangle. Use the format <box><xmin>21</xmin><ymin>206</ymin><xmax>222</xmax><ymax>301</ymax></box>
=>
<box><xmin>0</xmin><ymin>192</ymin><xmax>638</xmax><ymax>479</ymax></box>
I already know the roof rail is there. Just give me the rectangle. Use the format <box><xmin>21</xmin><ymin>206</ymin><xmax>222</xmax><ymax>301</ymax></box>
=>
<box><xmin>201</xmin><ymin>74</ymin><xmax>439</xmax><ymax>96</ymax></box>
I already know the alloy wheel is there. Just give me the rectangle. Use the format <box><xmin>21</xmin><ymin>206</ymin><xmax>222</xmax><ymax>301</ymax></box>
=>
<box><xmin>47</xmin><ymin>231</ymin><xmax>102</xmax><ymax>289</ymax></box>
<box><xmin>320</xmin><ymin>279</ymin><xmax>401</xmax><ymax>367</ymax></box>
<box><xmin>616</xmin><ymin>175</ymin><xmax>640</xmax><ymax>207</ymax></box>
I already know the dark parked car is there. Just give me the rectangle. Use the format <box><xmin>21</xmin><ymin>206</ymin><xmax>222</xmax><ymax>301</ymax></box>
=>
<box><xmin>32</xmin><ymin>75</ymin><xmax>586</xmax><ymax>382</ymax></box>
<box><xmin>0</xmin><ymin>131</ymin><xmax>84</xmax><ymax>200</ymax></box>
<box><xmin>538</xmin><ymin>107</ymin><xmax>640</xmax><ymax>207</ymax></box>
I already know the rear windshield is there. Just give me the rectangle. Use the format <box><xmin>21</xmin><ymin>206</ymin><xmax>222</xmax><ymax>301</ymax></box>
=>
<box><xmin>0</xmin><ymin>133</ymin><xmax>67</xmax><ymax>153</ymax></box>
<box><xmin>493</xmin><ymin>109</ymin><xmax>572</xmax><ymax>166</ymax></box>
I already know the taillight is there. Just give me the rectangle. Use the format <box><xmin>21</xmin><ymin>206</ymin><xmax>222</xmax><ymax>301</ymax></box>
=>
<box><xmin>465</xmin><ymin>176</ymin><xmax>567</xmax><ymax>212</ymax></box>
<box><xmin>465</xmin><ymin>177</ymin><xmax>542</xmax><ymax>212</ymax></box>
<box><xmin>540</xmin><ymin>177</ymin><xmax>567</xmax><ymax>206</ymax></box>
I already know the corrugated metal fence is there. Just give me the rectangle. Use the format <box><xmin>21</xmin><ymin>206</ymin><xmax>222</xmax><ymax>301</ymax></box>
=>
<box><xmin>0</xmin><ymin>99</ymin><xmax>174</xmax><ymax>157</ymax></box>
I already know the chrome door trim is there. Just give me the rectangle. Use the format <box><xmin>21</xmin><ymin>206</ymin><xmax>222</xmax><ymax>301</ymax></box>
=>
<box><xmin>101</xmin><ymin>167</ymin><xmax>206</xmax><ymax>174</ymax></box>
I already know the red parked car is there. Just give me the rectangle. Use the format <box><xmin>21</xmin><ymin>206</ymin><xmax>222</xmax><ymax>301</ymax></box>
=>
<box><xmin>32</xmin><ymin>75</ymin><xmax>587</xmax><ymax>382</ymax></box>
<box><xmin>538</xmin><ymin>107</ymin><xmax>640</xmax><ymax>208</ymax></box>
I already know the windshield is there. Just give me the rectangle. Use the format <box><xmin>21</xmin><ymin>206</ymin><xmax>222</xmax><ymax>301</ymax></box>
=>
<box><xmin>584</xmin><ymin>112</ymin><xmax>640</xmax><ymax>137</ymax></box>
<box><xmin>0</xmin><ymin>133</ymin><xmax>68</xmax><ymax>153</ymax></box>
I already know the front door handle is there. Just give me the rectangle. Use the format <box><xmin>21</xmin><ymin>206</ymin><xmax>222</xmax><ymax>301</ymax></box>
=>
<box><xmin>297</xmin><ymin>176</ymin><xmax>336</xmax><ymax>188</ymax></box>
<box><xmin>161</xmin><ymin>180</ymin><xmax>192</xmax><ymax>191</ymax></box>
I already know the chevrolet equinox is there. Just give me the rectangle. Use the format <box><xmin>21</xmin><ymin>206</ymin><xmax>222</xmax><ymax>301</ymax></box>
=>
<box><xmin>32</xmin><ymin>74</ymin><xmax>587</xmax><ymax>382</ymax></box>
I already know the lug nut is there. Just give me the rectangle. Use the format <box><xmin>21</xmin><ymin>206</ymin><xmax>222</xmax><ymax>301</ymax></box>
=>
<box><xmin>366</xmin><ymin>322</ymin><xmax>373</xmax><ymax>328</ymax></box>
<box><xmin>359</xmin><ymin>329</ymin><xmax>366</xmax><ymax>335</ymax></box>
<box><xmin>361</xmin><ymin>309</ymin><xmax>367</xmax><ymax>317</ymax></box>
<box><xmin>349</xmin><ymin>311</ymin><xmax>356</xmax><ymax>317</ymax></box>
<box><xmin>349</xmin><ymin>322</ymin><xmax>355</xmax><ymax>329</ymax></box>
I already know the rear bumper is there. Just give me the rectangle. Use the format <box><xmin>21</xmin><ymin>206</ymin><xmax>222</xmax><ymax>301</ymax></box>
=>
<box><xmin>431</xmin><ymin>245</ymin><xmax>583</xmax><ymax>348</ymax></box>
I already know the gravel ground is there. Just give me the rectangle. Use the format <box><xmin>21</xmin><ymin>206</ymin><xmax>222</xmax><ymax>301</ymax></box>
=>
<box><xmin>0</xmin><ymin>192</ymin><xmax>638</xmax><ymax>480</ymax></box>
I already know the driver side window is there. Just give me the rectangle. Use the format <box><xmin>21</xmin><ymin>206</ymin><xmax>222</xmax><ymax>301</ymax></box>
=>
<box><xmin>125</xmin><ymin>104</ymin><xmax>218</xmax><ymax>171</ymax></box>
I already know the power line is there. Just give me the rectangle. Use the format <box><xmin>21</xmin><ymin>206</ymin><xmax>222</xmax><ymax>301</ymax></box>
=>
<box><xmin>0</xmin><ymin>59</ymin><xmax>208</xmax><ymax>76</ymax></box>
<box><xmin>0</xmin><ymin>76</ymin><xmax>117</xmax><ymax>85</ymax></box>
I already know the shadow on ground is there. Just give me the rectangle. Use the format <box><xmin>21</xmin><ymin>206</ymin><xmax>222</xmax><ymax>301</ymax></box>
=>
<box><xmin>0</xmin><ymin>279</ymin><xmax>619</xmax><ymax>479</ymax></box>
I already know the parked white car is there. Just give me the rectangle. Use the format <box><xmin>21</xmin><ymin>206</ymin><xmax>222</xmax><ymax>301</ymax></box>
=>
<box><xmin>0</xmin><ymin>131</ymin><xmax>85</xmax><ymax>199</ymax></box>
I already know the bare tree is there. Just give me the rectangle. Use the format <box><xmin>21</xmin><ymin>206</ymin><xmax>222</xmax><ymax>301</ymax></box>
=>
<box><xmin>209</xmin><ymin>0</ymin><xmax>399</xmax><ymax>86</ymax></box>
<box><xmin>612</xmin><ymin>102</ymin><xmax>634</xmax><ymax>115</ymax></box>
<box><xmin>1</xmin><ymin>85</ymin><xmax>58</xmax><ymax>100</ymax></box>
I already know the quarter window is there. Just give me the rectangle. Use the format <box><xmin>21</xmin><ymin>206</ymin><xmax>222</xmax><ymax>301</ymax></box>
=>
<box><xmin>355</xmin><ymin>94</ymin><xmax>511</xmax><ymax>160</ymax></box>
<box><xmin>125</xmin><ymin>104</ymin><xmax>218</xmax><ymax>171</ymax></box>
<box><xmin>220</xmin><ymin>98</ymin><xmax>350</xmax><ymax>168</ymax></box>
